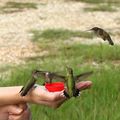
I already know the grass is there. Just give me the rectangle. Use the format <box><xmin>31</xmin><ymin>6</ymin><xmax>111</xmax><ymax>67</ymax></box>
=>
<box><xmin>69</xmin><ymin>0</ymin><xmax>104</xmax><ymax>4</ymax></box>
<box><xmin>1</xmin><ymin>57</ymin><xmax>120</xmax><ymax>120</ymax></box>
<box><xmin>30</xmin><ymin>29</ymin><xmax>120</xmax><ymax>63</ymax></box>
<box><xmin>0</xmin><ymin>2</ymin><xmax>37</xmax><ymax>13</ymax></box>
<box><xmin>4</xmin><ymin>2</ymin><xmax>37</xmax><ymax>9</ymax></box>
<box><xmin>1</xmin><ymin>28</ymin><xmax>120</xmax><ymax>120</ymax></box>
<box><xmin>84</xmin><ymin>4</ymin><xmax>116</xmax><ymax>12</ymax></box>
<box><xmin>78</xmin><ymin>0</ymin><xmax>120</xmax><ymax>4</ymax></box>
<box><xmin>30</xmin><ymin>29</ymin><xmax>93</xmax><ymax>42</ymax></box>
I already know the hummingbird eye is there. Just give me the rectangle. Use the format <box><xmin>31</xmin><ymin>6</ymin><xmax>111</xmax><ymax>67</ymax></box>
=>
<box><xmin>45</xmin><ymin>72</ymin><xmax>50</xmax><ymax>77</ymax></box>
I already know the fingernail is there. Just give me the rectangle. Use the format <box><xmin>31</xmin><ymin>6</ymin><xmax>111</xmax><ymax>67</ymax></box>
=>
<box><xmin>16</xmin><ymin>108</ymin><xmax>22</xmax><ymax>113</ymax></box>
<box><xmin>60</xmin><ymin>92</ymin><xmax>66</xmax><ymax>98</ymax></box>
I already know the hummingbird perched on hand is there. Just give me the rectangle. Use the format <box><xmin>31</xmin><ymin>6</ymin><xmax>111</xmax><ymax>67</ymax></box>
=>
<box><xmin>64</xmin><ymin>67</ymin><xmax>76</xmax><ymax>98</ymax></box>
<box><xmin>63</xmin><ymin>67</ymin><xmax>93</xmax><ymax>98</ymax></box>
<box><xmin>89</xmin><ymin>27</ymin><xmax>114</xmax><ymax>45</ymax></box>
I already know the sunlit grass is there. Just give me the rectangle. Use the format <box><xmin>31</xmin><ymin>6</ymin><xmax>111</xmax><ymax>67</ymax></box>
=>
<box><xmin>30</xmin><ymin>29</ymin><xmax>120</xmax><ymax>63</ymax></box>
<box><xmin>78</xmin><ymin>0</ymin><xmax>120</xmax><ymax>4</ymax></box>
<box><xmin>30</xmin><ymin>29</ymin><xmax>93</xmax><ymax>42</ymax></box>
<box><xmin>0</xmin><ymin>2</ymin><xmax>37</xmax><ymax>13</ymax></box>
<box><xmin>84</xmin><ymin>4</ymin><xmax>116</xmax><ymax>12</ymax></box>
<box><xmin>4</xmin><ymin>2</ymin><xmax>37</xmax><ymax>9</ymax></box>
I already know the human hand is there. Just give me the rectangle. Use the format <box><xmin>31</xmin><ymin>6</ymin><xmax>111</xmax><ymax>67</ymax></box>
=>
<box><xmin>26</xmin><ymin>81</ymin><xmax>92</xmax><ymax>108</ymax></box>
<box><xmin>0</xmin><ymin>103</ymin><xmax>31</xmax><ymax>120</ymax></box>
<box><xmin>8</xmin><ymin>103</ymin><xmax>31</xmax><ymax>120</ymax></box>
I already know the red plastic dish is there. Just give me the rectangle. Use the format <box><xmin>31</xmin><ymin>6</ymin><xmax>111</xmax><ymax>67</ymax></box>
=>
<box><xmin>45</xmin><ymin>82</ymin><xmax>65</xmax><ymax>92</ymax></box>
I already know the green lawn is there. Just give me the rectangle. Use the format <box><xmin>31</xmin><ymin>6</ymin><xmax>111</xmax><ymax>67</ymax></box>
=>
<box><xmin>1</xmin><ymin>29</ymin><xmax>120</xmax><ymax>120</ymax></box>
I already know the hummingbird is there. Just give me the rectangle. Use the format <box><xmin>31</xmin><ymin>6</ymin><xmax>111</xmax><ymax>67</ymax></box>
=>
<box><xmin>31</xmin><ymin>70</ymin><xmax>65</xmax><ymax>84</ymax></box>
<box><xmin>89</xmin><ymin>27</ymin><xmax>114</xmax><ymax>45</ymax></box>
<box><xmin>19</xmin><ymin>70</ymin><xmax>65</xmax><ymax>96</ymax></box>
<box><xmin>64</xmin><ymin>67</ymin><xmax>76</xmax><ymax>98</ymax></box>
<box><xmin>63</xmin><ymin>67</ymin><xmax>93</xmax><ymax>98</ymax></box>
<box><xmin>19</xmin><ymin>70</ymin><xmax>39</xmax><ymax>96</ymax></box>
<box><xmin>19</xmin><ymin>68</ymin><xmax>93</xmax><ymax>97</ymax></box>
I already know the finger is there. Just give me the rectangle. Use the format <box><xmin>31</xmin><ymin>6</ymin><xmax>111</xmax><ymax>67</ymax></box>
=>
<box><xmin>9</xmin><ymin>112</ymin><xmax>30</xmax><ymax>120</ymax></box>
<box><xmin>17</xmin><ymin>103</ymin><xmax>28</xmax><ymax>111</ymax></box>
<box><xmin>9</xmin><ymin>106</ymin><xmax>31</xmax><ymax>120</ymax></box>
<box><xmin>38</xmin><ymin>97</ymin><xmax>66</xmax><ymax>109</ymax></box>
<box><xmin>8</xmin><ymin>105</ymin><xmax>23</xmax><ymax>115</ymax></box>
<box><xmin>9</xmin><ymin>103</ymin><xmax>29</xmax><ymax>115</ymax></box>
<box><xmin>40</xmin><ymin>90</ymin><xmax>65</xmax><ymax>102</ymax></box>
<box><xmin>76</xmin><ymin>81</ymin><xmax>92</xmax><ymax>91</ymax></box>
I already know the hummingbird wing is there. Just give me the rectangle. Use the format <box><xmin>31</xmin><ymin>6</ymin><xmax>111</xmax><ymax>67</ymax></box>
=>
<box><xmin>99</xmin><ymin>28</ymin><xmax>114</xmax><ymax>45</ymax></box>
<box><xmin>33</xmin><ymin>70</ymin><xmax>47</xmax><ymax>78</ymax></box>
<box><xmin>51</xmin><ymin>73</ymin><xmax>66</xmax><ymax>81</ymax></box>
<box><xmin>33</xmin><ymin>70</ymin><xmax>66</xmax><ymax>82</ymax></box>
<box><xmin>20</xmin><ymin>77</ymin><xmax>37</xmax><ymax>96</ymax></box>
<box><xmin>75</xmin><ymin>71</ymin><xmax>93</xmax><ymax>82</ymax></box>
<box><xmin>97</xmin><ymin>28</ymin><xmax>104</xmax><ymax>37</ymax></box>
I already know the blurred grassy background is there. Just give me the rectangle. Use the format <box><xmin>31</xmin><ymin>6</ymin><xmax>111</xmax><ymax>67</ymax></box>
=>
<box><xmin>0</xmin><ymin>0</ymin><xmax>120</xmax><ymax>120</ymax></box>
<box><xmin>0</xmin><ymin>1</ymin><xmax>37</xmax><ymax>13</ymax></box>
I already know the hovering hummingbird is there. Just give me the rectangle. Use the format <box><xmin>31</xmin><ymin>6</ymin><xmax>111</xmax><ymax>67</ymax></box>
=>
<box><xmin>33</xmin><ymin>70</ymin><xmax>65</xmax><ymax>84</ymax></box>
<box><xmin>19</xmin><ymin>70</ymin><xmax>39</xmax><ymax>96</ymax></box>
<box><xmin>89</xmin><ymin>27</ymin><xmax>114</xmax><ymax>45</ymax></box>
<box><xmin>19</xmin><ymin>70</ymin><xmax>64</xmax><ymax>96</ymax></box>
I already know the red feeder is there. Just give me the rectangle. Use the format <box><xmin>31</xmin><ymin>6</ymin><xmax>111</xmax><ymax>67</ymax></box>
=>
<box><xmin>45</xmin><ymin>82</ymin><xmax>65</xmax><ymax>92</ymax></box>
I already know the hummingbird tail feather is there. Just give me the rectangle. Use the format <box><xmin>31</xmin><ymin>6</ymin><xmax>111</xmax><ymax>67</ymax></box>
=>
<box><xmin>19</xmin><ymin>87</ymin><xmax>24</xmax><ymax>93</ymax></box>
<box><xmin>20</xmin><ymin>91</ymin><xmax>26</xmax><ymax>96</ymax></box>
<box><xmin>108</xmin><ymin>37</ymin><xmax>114</xmax><ymax>45</ymax></box>
<box><xmin>106</xmin><ymin>34</ymin><xmax>114</xmax><ymax>45</ymax></box>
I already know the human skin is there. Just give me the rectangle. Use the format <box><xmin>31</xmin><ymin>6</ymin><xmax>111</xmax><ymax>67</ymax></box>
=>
<box><xmin>0</xmin><ymin>81</ymin><xmax>92</xmax><ymax>107</ymax></box>
<box><xmin>0</xmin><ymin>103</ymin><xmax>31</xmax><ymax>120</ymax></box>
<box><xmin>0</xmin><ymin>81</ymin><xmax>92</xmax><ymax>120</ymax></box>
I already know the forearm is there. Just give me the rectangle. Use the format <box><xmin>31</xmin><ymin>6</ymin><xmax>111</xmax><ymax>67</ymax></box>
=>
<box><xmin>0</xmin><ymin>86</ymin><xmax>28</xmax><ymax>106</ymax></box>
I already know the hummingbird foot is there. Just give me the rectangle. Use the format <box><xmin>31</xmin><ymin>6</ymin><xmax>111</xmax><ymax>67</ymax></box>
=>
<box><xmin>73</xmin><ymin>89</ymin><xmax>80</xmax><ymax>97</ymax></box>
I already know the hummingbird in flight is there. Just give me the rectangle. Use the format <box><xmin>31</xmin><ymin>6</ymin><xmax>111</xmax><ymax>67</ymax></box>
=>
<box><xmin>89</xmin><ymin>27</ymin><xmax>114</xmax><ymax>45</ymax></box>
<box><xmin>19</xmin><ymin>70</ymin><xmax>65</xmax><ymax>96</ymax></box>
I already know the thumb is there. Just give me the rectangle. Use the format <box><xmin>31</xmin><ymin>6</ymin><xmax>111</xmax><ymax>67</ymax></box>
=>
<box><xmin>8</xmin><ymin>105</ymin><xmax>23</xmax><ymax>115</ymax></box>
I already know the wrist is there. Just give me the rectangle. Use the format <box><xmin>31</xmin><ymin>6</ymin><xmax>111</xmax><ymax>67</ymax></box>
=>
<box><xmin>23</xmin><ymin>85</ymin><xmax>41</xmax><ymax>104</ymax></box>
<box><xmin>21</xmin><ymin>87</ymin><xmax>36</xmax><ymax>103</ymax></box>
<box><xmin>0</xmin><ymin>86</ymin><xmax>29</xmax><ymax>106</ymax></box>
